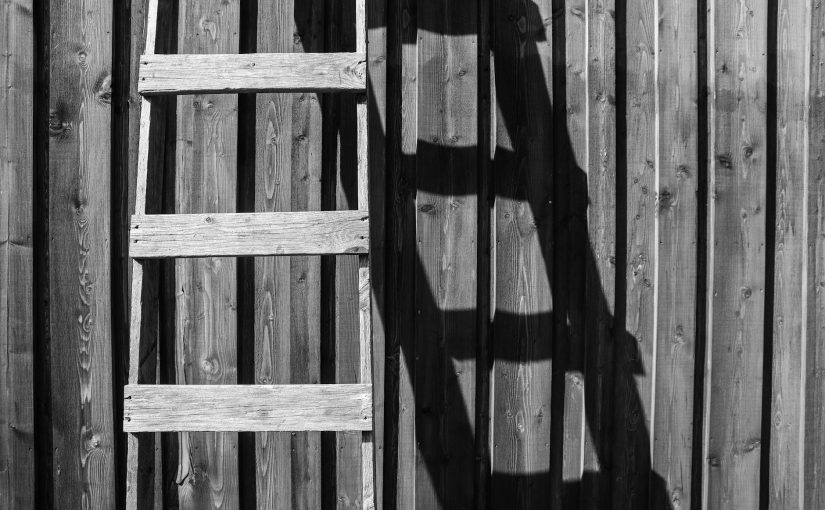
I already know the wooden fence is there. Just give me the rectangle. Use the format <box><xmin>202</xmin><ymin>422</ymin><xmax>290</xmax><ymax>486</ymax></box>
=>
<box><xmin>2</xmin><ymin>0</ymin><xmax>824</xmax><ymax>508</ymax></box>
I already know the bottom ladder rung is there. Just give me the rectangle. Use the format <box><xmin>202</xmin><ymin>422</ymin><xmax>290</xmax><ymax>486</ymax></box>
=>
<box><xmin>124</xmin><ymin>384</ymin><xmax>373</xmax><ymax>432</ymax></box>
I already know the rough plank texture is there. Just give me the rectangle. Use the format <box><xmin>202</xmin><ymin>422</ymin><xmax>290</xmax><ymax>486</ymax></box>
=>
<box><xmin>769</xmin><ymin>0</ymin><xmax>810</xmax><ymax>508</ymax></box>
<box><xmin>174</xmin><ymin>1</ymin><xmax>240</xmax><ymax>508</ymax></box>
<box><xmin>321</xmin><ymin>1</ymin><xmax>365</xmax><ymax>506</ymax></box>
<box><xmin>139</xmin><ymin>52</ymin><xmax>367</xmax><ymax>95</ymax></box>
<box><xmin>652</xmin><ymin>0</ymin><xmax>699</xmax><ymax>507</ymax></box>
<box><xmin>48</xmin><ymin>0</ymin><xmax>117</xmax><ymax>507</ymax></box>
<box><xmin>130</xmin><ymin>211</ymin><xmax>370</xmax><ymax>258</ymax></box>
<box><xmin>0</xmin><ymin>0</ymin><xmax>34</xmax><ymax>507</ymax></box>
<box><xmin>389</xmin><ymin>0</ymin><xmax>419</xmax><ymax>504</ymax></box>
<box><xmin>288</xmin><ymin>1</ymin><xmax>325</xmax><ymax>508</ymax></box>
<box><xmin>253</xmin><ymin>0</ymin><xmax>294</xmax><ymax>507</ymax></box>
<box><xmin>491</xmin><ymin>0</ymin><xmax>553</xmax><ymax>506</ymax></box>
<box><xmin>703</xmin><ymin>0</ymin><xmax>768</xmax><ymax>507</ymax></box>
<box><xmin>124</xmin><ymin>385</ymin><xmax>373</xmax><ymax>432</ymax></box>
<box><xmin>613</xmin><ymin>0</ymin><xmax>656</xmax><ymax>507</ymax></box>
<box><xmin>414</xmin><ymin>0</ymin><xmax>478</xmax><ymax>507</ymax></box>
<box><xmin>551</xmin><ymin>0</ymin><xmax>588</xmax><ymax>507</ymax></box>
<box><xmin>366</xmin><ymin>0</ymin><xmax>388</xmax><ymax>505</ymax></box>
<box><xmin>582</xmin><ymin>0</ymin><xmax>618</xmax><ymax>507</ymax></box>
<box><xmin>804</xmin><ymin>0</ymin><xmax>825</xmax><ymax>506</ymax></box>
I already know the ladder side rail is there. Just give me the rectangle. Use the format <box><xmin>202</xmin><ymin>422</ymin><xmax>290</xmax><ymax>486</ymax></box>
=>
<box><xmin>356</xmin><ymin>0</ymin><xmax>375</xmax><ymax>507</ymax></box>
<box><xmin>126</xmin><ymin>0</ymin><xmax>159</xmax><ymax>508</ymax></box>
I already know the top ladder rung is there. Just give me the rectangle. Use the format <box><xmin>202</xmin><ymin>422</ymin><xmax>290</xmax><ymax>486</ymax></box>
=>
<box><xmin>138</xmin><ymin>53</ymin><xmax>367</xmax><ymax>95</ymax></box>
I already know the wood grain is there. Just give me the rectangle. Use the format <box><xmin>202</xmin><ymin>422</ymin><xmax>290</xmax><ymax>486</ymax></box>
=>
<box><xmin>769</xmin><ymin>0</ymin><xmax>811</xmax><ymax>508</ymax></box>
<box><xmin>613</xmin><ymin>0</ymin><xmax>656</xmax><ymax>506</ymax></box>
<box><xmin>289</xmin><ymin>1</ymin><xmax>325</xmax><ymax>507</ymax></box>
<box><xmin>553</xmin><ymin>0</ymin><xmax>589</xmax><ymax>506</ymax></box>
<box><xmin>321</xmin><ymin>1</ymin><xmax>364</xmax><ymax>507</ymax></box>
<box><xmin>652</xmin><ymin>0</ymin><xmax>699</xmax><ymax>507</ymax></box>
<box><xmin>583</xmin><ymin>0</ymin><xmax>618</xmax><ymax>506</ymax></box>
<box><xmin>130</xmin><ymin>211</ymin><xmax>370</xmax><ymax>258</ymax></box>
<box><xmin>253</xmin><ymin>0</ymin><xmax>293</xmax><ymax>507</ymax></box>
<box><xmin>124</xmin><ymin>384</ymin><xmax>373</xmax><ymax>432</ymax></box>
<box><xmin>0</xmin><ymin>0</ymin><xmax>34</xmax><ymax>506</ymax></box>
<box><xmin>174</xmin><ymin>1</ymin><xmax>240</xmax><ymax>508</ymax></box>
<box><xmin>139</xmin><ymin>53</ymin><xmax>367</xmax><ymax>95</ymax></box>
<box><xmin>48</xmin><ymin>0</ymin><xmax>117</xmax><ymax>506</ymax></box>
<box><xmin>365</xmin><ymin>0</ymin><xmax>388</xmax><ymax>505</ymax></box>
<box><xmin>491</xmin><ymin>0</ymin><xmax>553</xmax><ymax>506</ymax></box>
<box><xmin>804</xmin><ymin>0</ymin><xmax>825</xmax><ymax>506</ymax></box>
<box><xmin>703</xmin><ymin>0</ymin><xmax>768</xmax><ymax>506</ymax></box>
<box><xmin>415</xmin><ymin>0</ymin><xmax>478</xmax><ymax>507</ymax></box>
<box><xmin>391</xmin><ymin>0</ymin><xmax>419</xmax><ymax>504</ymax></box>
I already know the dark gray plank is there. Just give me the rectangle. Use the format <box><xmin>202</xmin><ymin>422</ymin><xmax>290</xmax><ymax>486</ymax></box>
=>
<box><xmin>0</xmin><ymin>0</ymin><xmax>34</xmax><ymax>506</ymax></box>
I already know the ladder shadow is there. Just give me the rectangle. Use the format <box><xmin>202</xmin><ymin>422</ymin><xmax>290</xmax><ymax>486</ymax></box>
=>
<box><xmin>359</xmin><ymin>0</ymin><xmax>676</xmax><ymax>508</ymax></box>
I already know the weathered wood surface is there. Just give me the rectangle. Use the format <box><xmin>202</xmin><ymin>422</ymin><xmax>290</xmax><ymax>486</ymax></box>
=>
<box><xmin>0</xmin><ymin>0</ymin><xmax>34</xmax><ymax>507</ymax></box>
<box><xmin>365</xmin><ymin>0</ymin><xmax>387</xmax><ymax>502</ymax></box>
<box><xmin>130</xmin><ymin>211</ymin><xmax>370</xmax><ymax>258</ymax></box>
<box><xmin>7</xmin><ymin>0</ymin><xmax>825</xmax><ymax>507</ymax></box>
<box><xmin>583</xmin><ymin>0</ymin><xmax>618</xmax><ymax>507</ymax></box>
<box><xmin>769</xmin><ymin>0</ymin><xmax>811</xmax><ymax>508</ymax></box>
<box><xmin>804</xmin><ymin>1</ymin><xmax>825</xmax><ymax>507</ymax></box>
<box><xmin>139</xmin><ymin>53</ymin><xmax>367</xmax><ymax>95</ymax></box>
<box><xmin>613</xmin><ymin>0</ymin><xmax>656</xmax><ymax>506</ymax></box>
<box><xmin>652</xmin><ymin>0</ymin><xmax>699</xmax><ymax>508</ymax></box>
<box><xmin>48</xmin><ymin>0</ymin><xmax>117</xmax><ymax>507</ymax></box>
<box><xmin>288</xmin><ymin>1</ymin><xmax>324</xmax><ymax>508</ymax></box>
<box><xmin>414</xmin><ymin>0</ymin><xmax>479</xmax><ymax>508</ymax></box>
<box><xmin>174</xmin><ymin>1</ymin><xmax>240</xmax><ymax>508</ymax></box>
<box><xmin>703</xmin><ymin>0</ymin><xmax>768</xmax><ymax>507</ymax></box>
<box><xmin>552</xmin><ymin>0</ymin><xmax>588</xmax><ymax>506</ymax></box>
<box><xmin>124</xmin><ymin>384</ymin><xmax>373</xmax><ymax>432</ymax></box>
<box><xmin>253</xmin><ymin>0</ymin><xmax>294</xmax><ymax>507</ymax></box>
<box><xmin>491</xmin><ymin>0</ymin><xmax>553</xmax><ymax>506</ymax></box>
<box><xmin>388</xmin><ymin>0</ymin><xmax>419</xmax><ymax>504</ymax></box>
<box><xmin>321</xmin><ymin>2</ymin><xmax>364</xmax><ymax>507</ymax></box>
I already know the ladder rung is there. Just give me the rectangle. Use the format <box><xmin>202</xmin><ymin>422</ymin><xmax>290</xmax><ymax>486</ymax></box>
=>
<box><xmin>124</xmin><ymin>384</ymin><xmax>373</xmax><ymax>432</ymax></box>
<box><xmin>130</xmin><ymin>211</ymin><xmax>369</xmax><ymax>258</ymax></box>
<box><xmin>138</xmin><ymin>53</ymin><xmax>366</xmax><ymax>95</ymax></box>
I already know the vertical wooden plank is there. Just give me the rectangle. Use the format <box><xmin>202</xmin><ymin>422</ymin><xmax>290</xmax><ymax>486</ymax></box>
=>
<box><xmin>652</xmin><ymin>0</ymin><xmax>699</xmax><ymax>507</ymax></box>
<box><xmin>392</xmin><ymin>0</ymin><xmax>419</xmax><ymax>503</ymax></box>
<box><xmin>613</xmin><ymin>0</ymin><xmax>656</xmax><ymax>507</ymax></box>
<box><xmin>290</xmin><ymin>1</ymin><xmax>324</xmax><ymax>508</ymax></box>
<box><xmin>321</xmin><ymin>0</ymin><xmax>363</xmax><ymax>506</ymax></box>
<box><xmin>769</xmin><ymin>0</ymin><xmax>810</xmax><ymax>507</ymax></box>
<box><xmin>490</xmin><ymin>0</ymin><xmax>553</xmax><ymax>506</ymax></box>
<box><xmin>804</xmin><ymin>0</ymin><xmax>825</xmax><ymax>506</ymax></box>
<box><xmin>356</xmin><ymin>5</ymin><xmax>376</xmax><ymax>507</ymax></box>
<box><xmin>551</xmin><ymin>0</ymin><xmax>588</xmax><ymax>506</ymax></box>
<box><xmin>0</xmin><ymin>0</ymin><xmax>34</xmax><ymax>507</ymax></box>
<box><xmin>47</xmin><ymin>0</ymin><xmax>116</xmax><ymax>506</ymax></box>
<box><xmin>174</xmin><ymin>1</ymin><xmax>239</xmax><ymax>508</ymax></box>
<box><xmin>415</xmin><ymin>0</ymin><xmax>478</xmax><ymax>507</ymax></box>
<box><xmin>366</xmin><ymin>0</ymin><xmax>388</xmax><ymax>505</ymax></box>
<box><xmin>582</xmin><ymin>0</ymin><xmax>617</xmax><ymax>506</ymax></box>
<box><xmin>254</xmin><ymin>1</ymin><xmax>293</xmax><ymax>507</ymax></box>
<box><xmin>703</xmin><ymin>0</ymin><xmax>768</xmax><ymax>506</ymax></box>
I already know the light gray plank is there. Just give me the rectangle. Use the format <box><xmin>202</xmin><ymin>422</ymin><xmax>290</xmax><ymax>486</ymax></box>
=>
<box><xmin>139</xmin><ymin>53</ymin><xmax>367</xmax><ymax>95</ymax></box>
<box><xmin>123</xmin><ymin>384</ymin><xmax>373</xmax><ymax>432</ymax></box>
<box><xmin>130</xmin><ymin>211</ymin><xmax>370</xmax><ymax>258</ymax></box>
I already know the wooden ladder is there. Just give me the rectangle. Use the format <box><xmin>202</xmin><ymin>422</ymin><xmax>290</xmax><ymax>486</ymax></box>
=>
<box><xmin>124</xmin><ymin>1</ymin><xmax>375</xmax><ymax>508</ymax></box>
